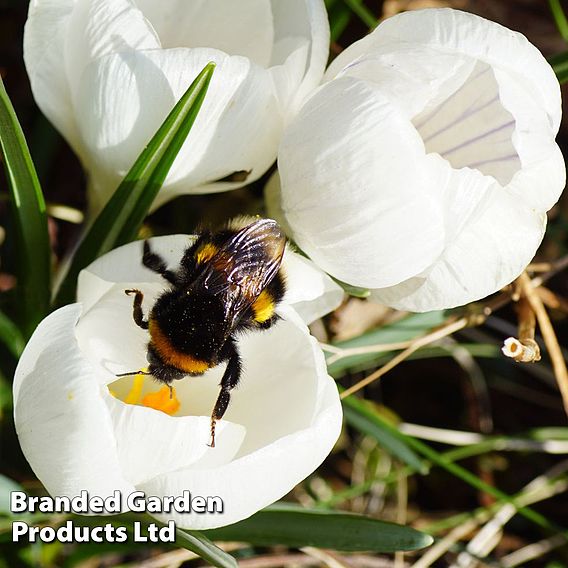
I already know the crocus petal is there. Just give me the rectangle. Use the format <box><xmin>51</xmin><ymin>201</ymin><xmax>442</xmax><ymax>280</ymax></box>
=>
<box><xmin>24</xmin><ymin>0</ymin><xmax>80</xmax><ymax>151</ymax></box>
<box><xmin>269</xmin><ymin>0</ymin><xmax>330</xmax><ymax>114</ymax></box>
<box><xmin>77</xmin><ymin>234</ymin><xmax>343</xmax><ymax>324</ymax></box>
<box><xmin>269</xmin><ymin>38</ymin><xmax>310</xmax><ymax>115</ymax></box>
<box><xmin>76</xmin><ymin>282</ymin><xmax>161</xmax><ymax>376</ymax></box>
<box><xmin>65</xmin><ymin>0</ymin><xmax>159</xmax><ymax>105</ymax></box>
<box><xmin>371</xmin><ymin>190</ymin><xmax>546</xmax><ymax>311</ymax></box>
<box><xmin>13</xmin><ymin>305</ymin><xmax>135</xmax><ymax>500</ymax></box>
<box><xmin>139</xmin><ymin>307</ymin><xmax>341</xmax><ymax>529</ymax></box>
<box><xmin>283</xmin><ymin>253</ymin><xmax>344</xmax><ymax>324</ymax></box>
<box><xmin>76</xmin><ymin>47</ymin><xmax>280</xmax><ymax>207</ymax></box>
<box><xmin>279</xmin><ymin>76</ymin><xmax>446</xmax><ymax>288</ymax></box>
<box><xmin>366</xmin><ymin>8</ymin><xmax>561</xmax><ymax>132</ymax></box>
<box><xmin>136</xmin><ymin>0</ymin><xmax>275</xmax><ymax>68</ymax></box>
<box><xmin>104</xmin><ymin>391</ymin><xmax>246</xmax><ymax>486</ymax></box>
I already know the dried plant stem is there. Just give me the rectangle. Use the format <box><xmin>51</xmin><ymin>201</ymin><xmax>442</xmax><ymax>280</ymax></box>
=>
<box><xmin>134</xmin><ymin>543</ymin><xmax>244</xmax><ymax>568</ymax></box>
<box><xmin>518</xmin><ymin>272</ymin><xmax>568</xmax><ymax>417</ymax></box>
<box><xmin>527</xmin><ymin>262</ymin><xmax>555</xmax><ymax>272</ymax></box>
<box><xmin>537</xmin><ymin>286</ymin><xmax>568</xmax><ymax>314</ymax></box>
<box><xmin>340</xmin><ymin>317</ymin><xmax>469</xmax><ymax>398</ymax></box>
<box><xmin>301</xmin><ymin>547</ymin><xmax>351</xmax><ymax>568</ymax></box>
<box><xmin>322</xmin><ymin>340</ymin><xmax>416</xmax><ymax>364</ymax></box>
<box><xmin>237</xmin><ymin>554</ymin><xmax>402</xmax><ymax>568</ymax></box>
<box><xmin>339</xmin><ymin>258</ymin><xmax>568</xmax><ymax>400</ymax></box>
<box><xmin>395</xmin><ymin>467</ymin><xmax>409</xmax><ymax>568</ymax></box>
<box><xmin>411</xmin><ymin>461</ymin><xmax>568</xmax><ymax>568</ymax></box>
<box><xmin>500</xmin><ymin>534</ymin><xmax>567</xmax><ymax>567</ymax></box>
<box><xmin>517</xmin><ymin>295</ymin><xmax>537</xmax><ymax>343</ymax></box>
<box><xmin>531</xmin><ymin>254</ymin><xmax>568</xmax><ymax>287</ymax></box>
<box><xmin>398</xmin><ymin>423</ymin><xmax>568</xmax><ymax>453</ymax></box>
<box><xmin>502</xmin><ymin>294</ymin><xmax>540</xmax><ymax>363</ymax></box>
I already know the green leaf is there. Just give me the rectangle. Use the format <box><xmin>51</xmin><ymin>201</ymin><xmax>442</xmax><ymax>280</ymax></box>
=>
<box><xmin>342</xmin><ymin>0</ymin><xmax>379</xmax><ymax>29</ymax></box>
<box><xmin>343</xmin><ymin>399</ymin><xmax>565</xmax><ymax>535</ymax></box>
<box><xmin>54</xmin><ymin>62</ymin><xmax>216</xmax><ymax>307</ymax></box>
<box><xmin>549</xmin><ymin>51</ymin><xmax>568</xmax><ymax>84</ymax></box>
<box><xmin>550</xmin><ymin>0</ymin><xmax>568</xmax><ymax>42</ymax></box>
<box><xmin>332</xmin><ymin>277</ymin><xmax>370</xmax><ymax>298</ymax></box>
<box><xmin>328</xmin><ymin>4</ymin><xmax>352</xmax><ymax>42</ymax></box>
<box><xmin>206</xmin><ymin>504</ymin><xmax>432</xmax><ymax>552</ymax></box>
<box><xmin>342</xmin><ymin>394</ymin><xmax>427</xmax><ymax>473</ymax></box>
<box><xmin>0</xmin><ymin>366</ymin><xmax>12</xmax><ymax>418</ymax></box>
<box><xmin>0</xmin><ymin>309</ymin><xmax>25</xmax><ymax>358</ymax></box>
<box><xmin>327</xmin><ymin>311</ymin><xmax>446</xmax><ymax>375</ymax></box>
<box><xmin>528</xmin><ymin>427</ymin><xmax>568</xmax><ymax>441</ymax></box>
<box><xmin>0</xmin><ymin>77</ymin><xmax>51</xmax><ymax>337</ymax></box>
<box><xmin>176</xmin><ymin>529</ymin><xmax>237</xmax><ymax>568</ymax></box>
<box><xmin>0</xmin><ymin>474</ymin><xmax>23</xmax><ymax>516</ymax></box>
<box><xmin>331</xmin><ymin>343</ymin><xmax>501</xmax><ymax>378</ymax></box>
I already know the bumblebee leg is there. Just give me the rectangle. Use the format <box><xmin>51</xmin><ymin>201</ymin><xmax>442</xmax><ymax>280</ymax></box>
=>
<box><xmin>116</xmin><ymin>370</ymin><xmax>151</xmax><ymax>377</ymax></box>
<box><xmin>209</xmin><ymin>342</ymin><xmax>242</xmax><ymax>448</ymax></box>
<box><xmin>143</xmin><ymin>241</ymin><xmax>178</xmax><ymax>285</ymax></box>
<box><xmin>125</xmin><ymin>289</ymin><xmax>149</xmax><ymax>329</ymax></box>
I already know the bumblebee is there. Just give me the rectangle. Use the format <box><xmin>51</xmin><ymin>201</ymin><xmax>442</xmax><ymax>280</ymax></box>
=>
<box><xmin>121</xmin><ymin>218</ymin><xmax>286</xmax><ymax>447</ymax></box>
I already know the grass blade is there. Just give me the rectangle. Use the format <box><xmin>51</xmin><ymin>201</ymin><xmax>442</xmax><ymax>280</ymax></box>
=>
<box><xmin>0</xmin><ymin>309</ymin><xmax>25</xmax><ymax>358</ymax></box>
<box><xmin>0</xmin><ymin>77</ymin><xmax>51</xmax><ymax>337</ymax></box>
<box><xmin>327</xmin><ymin>311</ymin><xmax>446</xmax><ymax>375</ymax></box>
<box><xmin>206</xmin><ymin>504</ymin><xmax>433</xmax><ymax>552</ymax></box>
<box><xmin>328</xmin><ymin>4</ymin><xmax>353</xmax><ymax>42</ymax></box>
<box><xmin>176</xmin><ymin>529</ymin><xmax>237</xmax><ymax>568</ymax></box>
<box><xmin>342</xmin><ymin>0</ymin><xmax>379</xmax><ymax>29</ymax></box>
<box><xmin>332</xmin><ymin>276</ymin><xmax>370</xmax><ymax>298</ymax></box>
<box><xmin>342</xmin><ymin>393</ymin><xmax>427</xmax><ymax>473</ymax></box>
<box><xmin>549</xmin><ymin>51</ymin><xmax>568</xmax><ymax>83</ymax></box>
<box><xmin>344</xmin><ymin>396</ymin><xmax>566</xmax><ymax>535</ymax></box>
<box><xmin>550</xmin><ymin>0</ymin><xmax>568</xmax><ymax>41</ymax></box>
<box><xmin>55</xmin><ymin>62</ymin><xmax>215</xmax><ymax>306</ymax></box>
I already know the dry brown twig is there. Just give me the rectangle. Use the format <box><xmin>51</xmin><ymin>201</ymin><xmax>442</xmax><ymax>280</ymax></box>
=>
<box><xmin>537</xmin><ymin>286</ymin><xmax>568</xmax><ymax>314</ymax></box>
<box><xmin>517</xmin><ymin>271</ymin><xmax>568</xmax><ymax>417</ymax></box>
<box><xmin>339</xmin><ymin>317</ymin><xmax>469</xmax><ymax>399</ymax></box>
<box><xmin>501</xmin><ymin>293</ymin><xmax>541</xmax><ymax>363</ymax></box>
<box><xmin>339</xmin><ymin>257</ymin><xmax>568</xmax><ymax>401</ymax></box>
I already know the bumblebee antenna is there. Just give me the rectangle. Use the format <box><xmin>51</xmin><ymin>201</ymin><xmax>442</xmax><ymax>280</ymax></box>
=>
<box><xmin>115</xmin><ymin>370</ymin><xmax>151</xmax><ymax>377</ymax></box>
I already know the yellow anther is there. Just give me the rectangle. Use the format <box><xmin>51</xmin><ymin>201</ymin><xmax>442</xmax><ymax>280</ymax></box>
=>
<box><xmin>141</xmin><ymin>386</ymin><xmax>180</xmax><ymax>416</ymax></box>
<box><xmin>124</xmin><ymin>370</ymin><xmax>147</xmax><ymax>404</ymax></box>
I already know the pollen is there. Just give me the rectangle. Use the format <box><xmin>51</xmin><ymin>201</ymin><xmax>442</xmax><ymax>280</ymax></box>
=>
<box><xmin>117</xmin><ymin>371</ymin><xmax>181</xmax><ymax>415</ymax></box>
<box><xmin>195</xmin><ymin>242</ymin><xmax>218</xmax><ymax>264</ymax></box>
<box><xmin>141</xmin><ymin>386</ymin><xmax>180</xmax><ymax>415</ymax></box>
<box><xmin>124</xmin><ymin>371</ymin><xmax>146</xmax><ymax>405</ymax></box>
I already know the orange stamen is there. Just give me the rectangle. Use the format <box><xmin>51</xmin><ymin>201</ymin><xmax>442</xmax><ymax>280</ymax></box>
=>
<box><xmin>141</xmin><ymin>386</ymin><xmax>180</xmax><ymax>416</ymax></box>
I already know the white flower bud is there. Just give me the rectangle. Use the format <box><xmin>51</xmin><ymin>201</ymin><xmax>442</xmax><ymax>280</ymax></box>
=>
<box><xmin>24</xmin><ymin>0</ymin><xmax>330</xmax><ymax>210</ymax></box>
<box><xmin>277</xmin><ymin>9</ymin><xmax>565</xmax><ymax>312</ymax></box>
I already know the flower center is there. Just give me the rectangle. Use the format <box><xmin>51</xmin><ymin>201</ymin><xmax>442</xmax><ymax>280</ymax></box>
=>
<box><xmin>112</xmin><ymin>372</ymin><xmax>180</xmax><ymax>416</ymax></box>
<box><xmin>412</xmin><ymin>61</ymin><xmax>521</xmax><ymax>186</ymax></box>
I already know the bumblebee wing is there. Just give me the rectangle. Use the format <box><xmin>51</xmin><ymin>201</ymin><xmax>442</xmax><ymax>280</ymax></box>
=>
<box><xmin>197</xmin><ymin>219</ymin><xmax>286</xmax><ymax>328</ymax></box>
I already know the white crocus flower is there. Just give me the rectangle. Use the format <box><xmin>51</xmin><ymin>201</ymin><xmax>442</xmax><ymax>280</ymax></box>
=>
<box><xmin>277</xmin><ymin>8</ymin><xmax>565</xmax><ymax>312</ymax></box>
<box><xmin>13</xmin><ymin>236</ymin><xmax>343</xmax><ymax>529</ymax></box>
<box><xmin>23</xmin><ymin>0</ymin><xmax>329</xmax><ymax>210</ymax></box>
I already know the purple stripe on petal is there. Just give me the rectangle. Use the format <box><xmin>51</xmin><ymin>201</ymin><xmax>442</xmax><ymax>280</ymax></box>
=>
<box><xmin>422</xmin><ymin>94</ymin><xmax>500</xmax><ymax>144</ymax></box>
<box><xmin>439</xmin><ymin>119</ymin><xmax>516</xmax><ymax>157</ymax></box>
<box><xmin>465</xmin><ymin>154</ymin><xmax>519</xmax><ymax>169</ymax></box>
<box><xmin>413</xmin><ymin>65</ymin><xmax>492</xmax><ymax>130</ymax></box>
